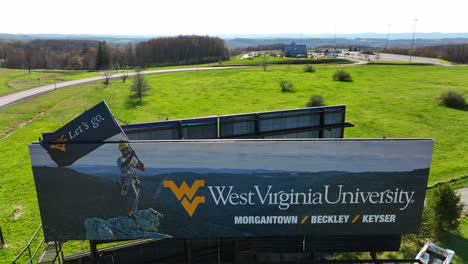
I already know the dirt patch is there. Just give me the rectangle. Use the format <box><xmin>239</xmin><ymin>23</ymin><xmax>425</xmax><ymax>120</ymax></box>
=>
<box><xmin>9</xmin><ymin>205</ymin><xmax>24</xmax><ymax>220</ymax></box>
<box><xmin>7</xmin><ymin>80</ymin><xmax>32</xmax><ymax>89</ymax></box>
<box><xmin>40</xmin><ymin>73</ymin><xmax>64</xmax><ymax>79</ymax></box>
<box><xmin>0</xmin><ymin>108</ymin><xmax>50</xmax><ymax>140</ymax></box>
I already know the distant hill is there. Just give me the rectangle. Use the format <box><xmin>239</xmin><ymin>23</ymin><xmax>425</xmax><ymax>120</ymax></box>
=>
<box><xmin>0</xmin><ymin>33</ymin><xmax>147</xmax><ymax>46</ymax></box>
<box><xmin>226</xmin><ymin>37</ymin><xmax>468</xmax><ymax>49</ymax></box>
<box><xmin>1</xmin><ymin>33</ymin><xmax>467</xmax><ymax>48</ymax></box>
<box><xmin>218</xmin><ymin>32</ymin><xmax>468</xmax><ymax>40</ymax></box>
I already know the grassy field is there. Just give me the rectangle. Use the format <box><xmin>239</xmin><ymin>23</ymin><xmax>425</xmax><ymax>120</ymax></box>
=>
<box><xmin>0</xmin><ymin>68</ymin><xmax>99</xmax><ymax>96</ymax></box>
<box><xmin>0</xmin><ymin>65</ymin><xmax>467</xmax><ymax>263</ymax></box>
<box><xmin>143</xmin><ymin>55</ymin><xmax>351</xmax><ymax>69</ymax></box>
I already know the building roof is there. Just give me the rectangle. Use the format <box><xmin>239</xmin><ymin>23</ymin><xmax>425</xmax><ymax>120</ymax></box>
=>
<box><xmin>283</xmin><ymin>42</ymin><xmax>307</xmax><ymax>54</ymax></box>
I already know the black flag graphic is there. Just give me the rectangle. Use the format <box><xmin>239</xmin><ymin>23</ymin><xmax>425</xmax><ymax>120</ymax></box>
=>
<box><xmin>41</xmin><ymin>101</ymin><xmax>126</xmax><ymax>167</ymax></box>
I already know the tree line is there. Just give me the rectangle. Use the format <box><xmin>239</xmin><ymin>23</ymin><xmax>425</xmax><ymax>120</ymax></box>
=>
<box><xmin>382</xmin><ymin>44</ymin><xmax>468</xmax><ymax>63</ymax></box>
<box><xmin>0</xmin><ymin>35</ymin><xmax>230</xmax><ymax>70</ymax></box>
<box><xmin>135</xmin><ymin>35</ymin><xmax>230</xmax><ymax>67</ymax></box>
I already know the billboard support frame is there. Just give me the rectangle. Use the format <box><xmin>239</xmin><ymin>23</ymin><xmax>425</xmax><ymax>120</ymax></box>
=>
<box><xmin>319</xmin><ymin>107</ymin><xmax>326</xmax><ymax>138</ymax></box>
<box><xmin>218</xmin><ymin>122</ymin><xmax>354</xmax><ymax>139</ymax></box>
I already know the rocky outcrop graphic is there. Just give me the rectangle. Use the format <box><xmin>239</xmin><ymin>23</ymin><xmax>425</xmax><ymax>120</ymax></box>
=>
<box><xmin>84</xmin><ymin>208</ymin><xmax>171</xmax><ymax>240</ymax></box>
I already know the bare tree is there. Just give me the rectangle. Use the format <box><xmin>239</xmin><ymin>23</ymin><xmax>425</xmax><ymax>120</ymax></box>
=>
<box><xmin>121</xmin><ymin>70</ymin><xmax>128</xmax><ymax>83</ymax></box>
<box><xmin>374</xmin><ymin>53</ymin><xmax>380</xmax><ymax>61</ymax></box>
<box><xmin>130</xmin><ymin>69</ymin><xmax>150</xmax><ymax>103</ymax></box>
<box><xmin>103</xmin><ymin>69</ymin><xmax>112</xmax><ymax>85</ymax></box>
<box><xmin>24</xmin><ymin>44</ymin><xmax>35</xmax><ymax>74</ymax></box>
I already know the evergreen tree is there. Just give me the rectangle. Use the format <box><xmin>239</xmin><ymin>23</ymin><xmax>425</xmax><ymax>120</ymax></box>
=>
<box><xmin>102</xmin><ymin>41</ymin><xmax>112</xmax><ymax>69</ymax></box>
<box><xmin>95</xmin><ymin>42</ymin><xmax>104</xmax><ymax>70</ymax></box>
<box><xmin>95</xmin><ymin>41</ymin><xmax>112</xmax><ymax>70</ymax></box>
<box><xmin>428</xmin><ymin>184</ymin><xmax>464</xmax><ymax>232</ymax></box>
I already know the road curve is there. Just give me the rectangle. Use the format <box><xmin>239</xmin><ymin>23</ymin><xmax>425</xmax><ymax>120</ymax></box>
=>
<box><xmin>0</xmin><ymin>67</ymin><xmax>244</xmax><ymax>110</ymax></box>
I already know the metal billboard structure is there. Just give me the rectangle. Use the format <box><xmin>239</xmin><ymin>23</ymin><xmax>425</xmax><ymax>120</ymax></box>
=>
<box><xmin>122</xmin><ymin>105</ymin><xmax>352</xmax><ymax>140</ymax></box>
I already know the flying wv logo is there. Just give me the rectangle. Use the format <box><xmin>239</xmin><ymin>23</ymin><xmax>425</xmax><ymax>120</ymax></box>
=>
<box><xmin>163</xmin><ymin>180</ymin><xmax>205</xmax><ymax>217</ymax></box>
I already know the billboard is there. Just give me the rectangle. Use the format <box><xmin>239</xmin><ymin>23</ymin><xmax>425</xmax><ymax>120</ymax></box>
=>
<box><xmin>29</xmin><ymin>139</ymin><xmax>434</xmax><ymax>241</ymax></box>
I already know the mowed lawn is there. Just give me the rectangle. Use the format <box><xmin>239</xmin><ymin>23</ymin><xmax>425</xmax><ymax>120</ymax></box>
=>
<box><xmin>0</xmin><ymin>68</ymin><xmax>99</xmax><ymax>96</ymax></box>
<box><xmin>0</xmin><ymin>65</ymin><xmax>467</xmax><ymax>262</ymax></box>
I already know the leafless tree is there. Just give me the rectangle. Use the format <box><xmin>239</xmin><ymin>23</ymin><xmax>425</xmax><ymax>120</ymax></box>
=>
<box><xmin>130</xmin><ymin>69</ymin><xmax>150</xmax><ymax>103</ymax></box>
<box><xmin>103</xmin><ymin>70</ymin><xmax>112</xmax><ymax>85</ymax></box>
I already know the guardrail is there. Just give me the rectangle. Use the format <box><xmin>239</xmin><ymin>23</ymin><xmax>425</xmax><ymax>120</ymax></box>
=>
<box><xmin>12</xmin><ymin>224</ymin><xmax>45</xmax><ymax>264</ymax></box>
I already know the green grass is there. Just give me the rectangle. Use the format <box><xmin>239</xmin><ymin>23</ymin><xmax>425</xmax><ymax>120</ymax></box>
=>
<box><xmin>438</xmin><ymin>58</ymin><xmax>458</xmax><ymax>65</ymax></box>
<box><xmin>0</xmin><ymin>68</ymin><xmax>99</xmax><ymax>96</ymax></box>
<box><xmin>214</xmin><ymin>55</ymin><xmax>351</xmax><ymax>66</ymax></box>
<box><xmin>369</xmin><ymin>61</ymin><xmax>433</xmax><ymax>65</ymax></box>
<box><xmin>143</xmin><ymin>55</ymin><xmax>351</xmax><ymax>69</ymax></box>
<box><xmin>379</xmin><ymin>217</ymin><xmax>468</xmax><ymax>263</ymax></box>
<box><xmin>440</xmin><ymin>217</ymin><xmax>468</xmax><ymax>263</ymax></box>
<box><xmin>0</xmin><ymin>65</ymin><xmax>467</xmax><ymax>263</ymax></box>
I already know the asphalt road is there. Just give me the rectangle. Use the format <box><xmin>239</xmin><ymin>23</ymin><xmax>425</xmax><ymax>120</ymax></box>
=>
<box><xmin>344</xmin><ymin>52</ymin><xmax>453</xmax><ymax>66</ymax></box>
<box><xmin>456</xmin><ymin>188</ymin><xmax>468</xmax><ymax>212</ymax></box>
<box><xmin>0</xmin><ymin>67</ymin><xmax>242</xmax><ymax>110</ymax></box>
<box><xmin>375</xmin><ymin>53</ymin><xmax>450</xmax><ymax>65</ymax></box>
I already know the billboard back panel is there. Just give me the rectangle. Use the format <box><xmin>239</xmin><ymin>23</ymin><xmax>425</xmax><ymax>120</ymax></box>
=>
<box><xmin>29</xmin><ymin>139</ymin><xmax>434</xmax><ymax>241</ymax></box>
<box><xmin>122</xmin><ymin>105</ymin><xmax>348</xmax><ymax>140</ymax></box>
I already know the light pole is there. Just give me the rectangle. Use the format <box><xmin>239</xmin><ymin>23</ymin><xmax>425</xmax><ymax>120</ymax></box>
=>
<box><xmin>410</xmin><ymin>19</ymin><xmax>418</xmax><ymax>63</ymax></box>
<box><xmin>385</xmin><ymin>24</ymin><xmax>391</xmax><ymax>50</ymax></box>
<box><xmin>333</xmin><ymin>24</ymin><xmax>337</xmax><ymax>48</ymax></box>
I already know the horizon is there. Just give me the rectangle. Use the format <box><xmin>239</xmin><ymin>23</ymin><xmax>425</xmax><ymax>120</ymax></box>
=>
<box><xmin>2</xmin><ymin>32</ymin><xmax>468</xmax><ymax>41</ymax></box>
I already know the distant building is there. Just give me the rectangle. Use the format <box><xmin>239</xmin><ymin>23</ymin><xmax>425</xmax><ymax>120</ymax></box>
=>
<box><xmin>283</xmin><ymin>42</ymin><xmax>307</xmax><ymax>57</ymax></box>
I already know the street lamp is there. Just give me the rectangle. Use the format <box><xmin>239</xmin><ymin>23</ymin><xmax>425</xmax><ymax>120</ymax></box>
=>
<box><xmin>385</xmin><ymin>24</ymin><xmax>391</xmax><ymax>50</ymax></box>
<box><xmin>410</xmin><ymin>19</ymin><xmax>418</xmax><ymax>63</ymax></box>
<box><xmin>333</xmin><ymin>24</ymin><xmax>337</xmax><ymax>48</ymax></box>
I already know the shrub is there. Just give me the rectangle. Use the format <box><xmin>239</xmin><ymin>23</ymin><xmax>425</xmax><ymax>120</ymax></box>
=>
<box><xmin>427</xmin><ymin>184</ymin><xmax>463</xmax><ymax>232</ymax></box>
<box><xmin>261</xmin><ymin>60</ymin><xmax>269</xmax><ymax>71</ymax></box>
<box><xmin>438</xmin><ymin>90</ymin><xmax>466</xmax><ymax>107</ymax></box>
<box><xmin>306</xmin><ymin>94</ymin><xmax>325</xmax><ymax>107</ymax></box>
<box><xmin>304</xmin><ymin>65</ymin><xmax>316</xmax><ymax>72</ymax></box>
<box><xmin>333</xmin><ymin>70</ymin><xmax>352</xmax><ymax>81</ymax></box>
<box><xmin>419</xmin><ymin>201</ymin><xmax>437</xmax><ymax>238</ymax></box>
<box><xmin>279</xmin><ymin>80</ymin><xmax>294</xmax><ymax>92</ymax></box>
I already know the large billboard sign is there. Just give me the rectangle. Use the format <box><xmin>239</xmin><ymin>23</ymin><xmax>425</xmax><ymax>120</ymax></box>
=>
<box><xmin>29</xmin><ymin>139</ymin><xmax>434</xmax><ymax>241</ymax></box>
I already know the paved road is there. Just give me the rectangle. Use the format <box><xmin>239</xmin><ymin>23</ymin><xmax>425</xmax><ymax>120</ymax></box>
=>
<box><xmin>0</xmin><ymin>67</ymin><xmax>242</xmax><ymax>110</ymax></box>
<box><xmin>375</xmin><ymin>53</ymin><xmax>451</xmax><ymax>65</ymax></box>
<box><xmin>456</xmin><ymin>188</ymin><xmax>468</xmax><ymax>212</ymax></box>
<box><xmin>338</xmin><ymin>55</ymin><xmax>367</xmax><ymax>65</ymax></box>
<box><xmin>344</xmin><ymin>52</ymin><xmax>453</xmax><ymax>66</ymax></box>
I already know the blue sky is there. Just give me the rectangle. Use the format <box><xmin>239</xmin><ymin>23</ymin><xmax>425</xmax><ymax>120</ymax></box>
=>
<box><xmin>2</xmin><ymin>0</ymin><xmax>467</xmax><ymax>35</ymax></box>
